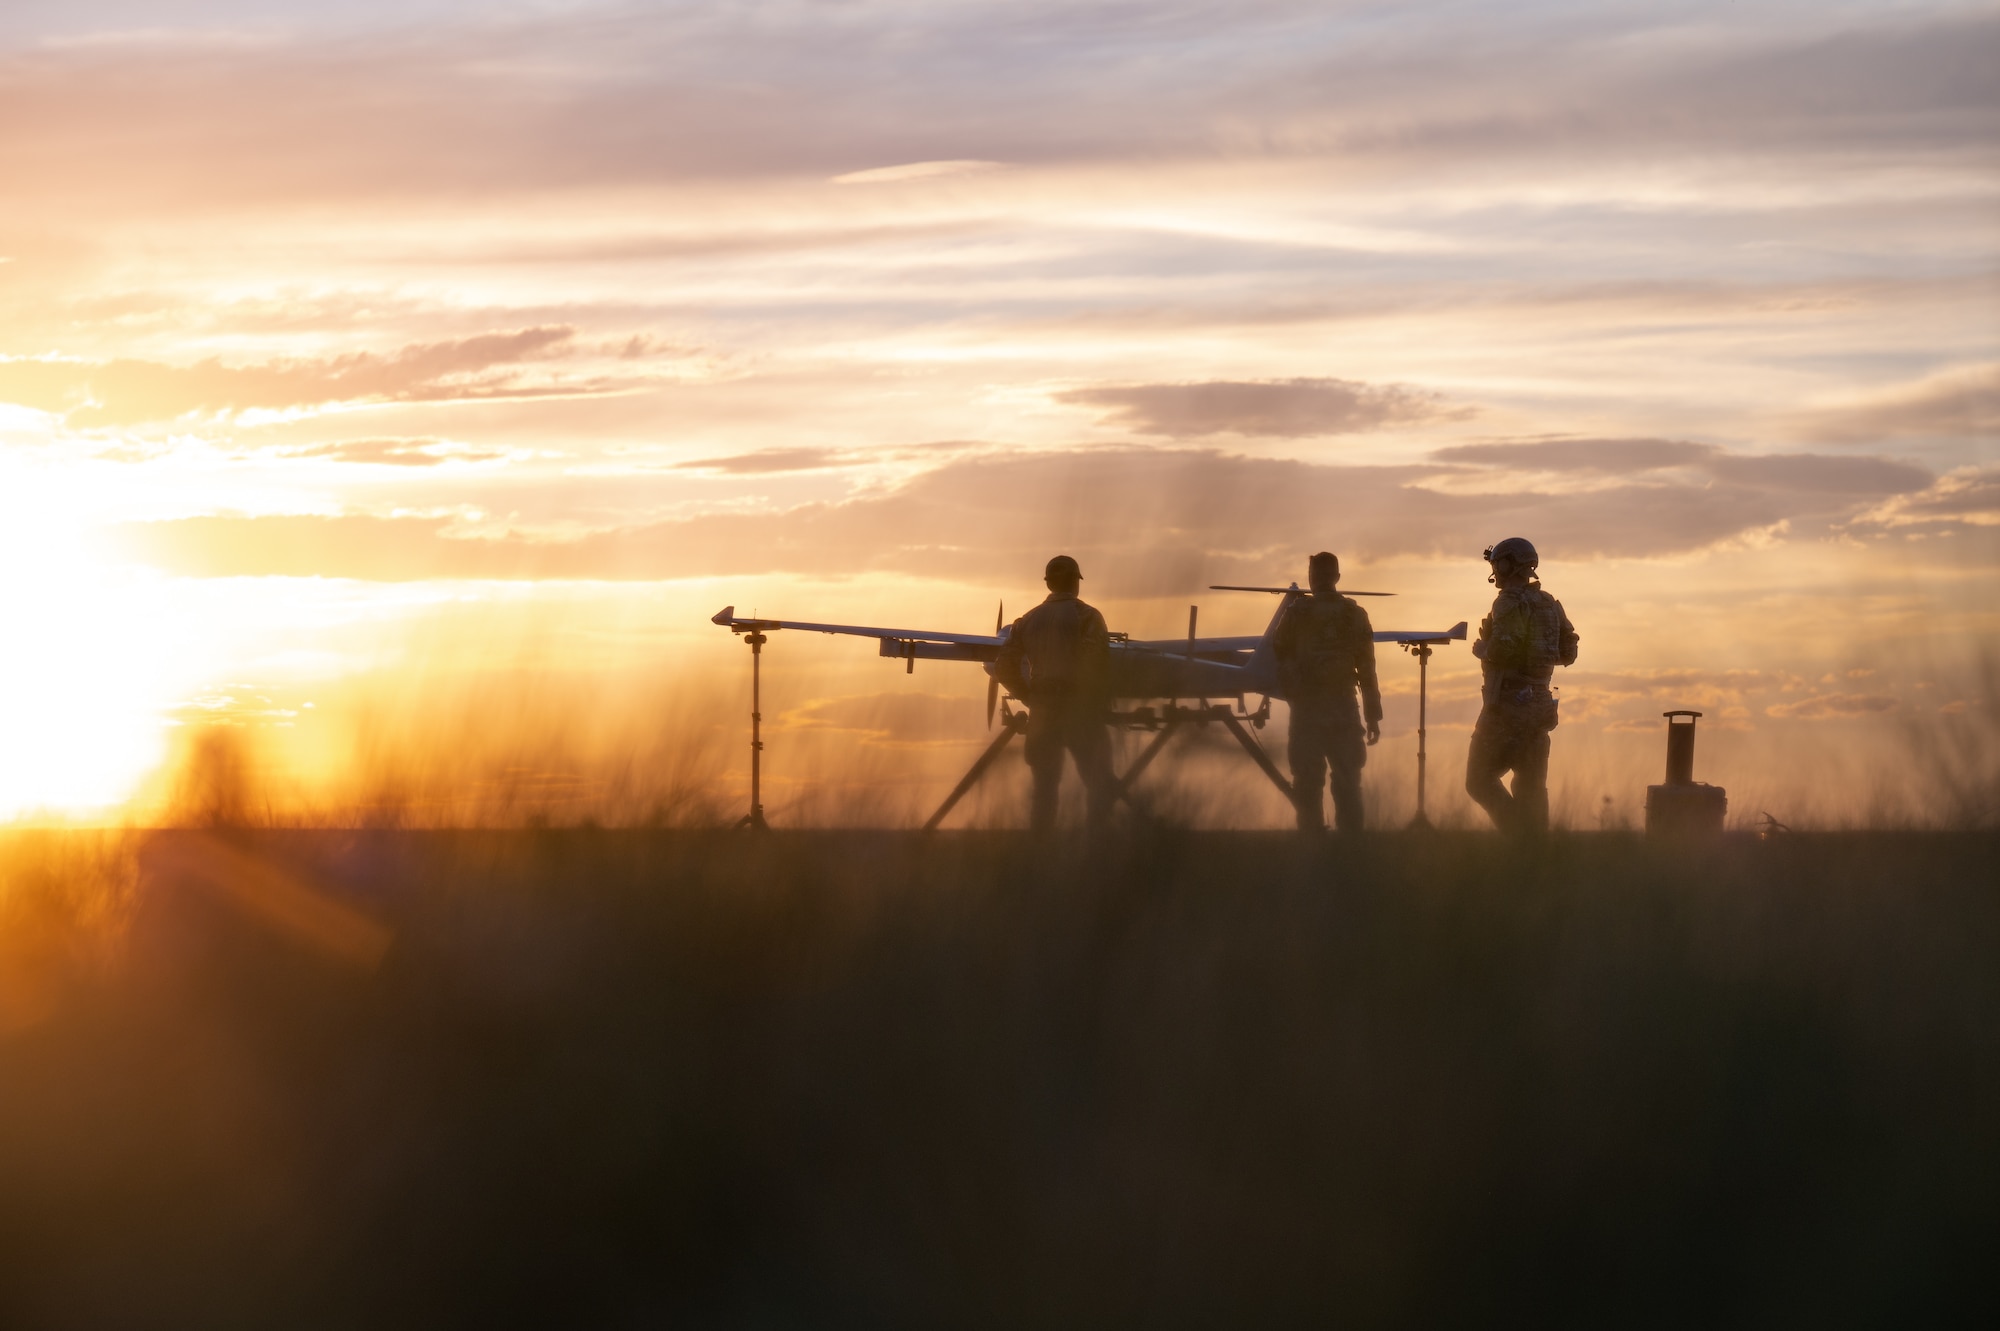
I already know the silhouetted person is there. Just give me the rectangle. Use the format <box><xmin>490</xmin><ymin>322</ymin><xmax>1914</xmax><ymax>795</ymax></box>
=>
<box><xmin>1465</xmin><ymin>537</ymin><xmax>1578</xmax><ymax>833</ymax></box>
<box><xmin>1273</xmin><ymin>551</ymin><xmax>1382</xmax><ymax>832</ymax></box>
<box><xmin>993</xmin><ymin>555</ymin><xmax>1117</xmax><ymax>830</ymax></box>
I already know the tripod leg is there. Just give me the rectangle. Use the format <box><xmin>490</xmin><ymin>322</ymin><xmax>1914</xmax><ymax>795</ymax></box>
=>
<box><xmin>923</xmin><ymin>720</ymin><xmax>1023</xmax><ymax>831</ymax></box>
<box><xmin>1111</xmin><ymin>723</ymin><xmax>1177</xmax><ymax>807</ymax></box>
<box><xmin>1222</xmin><ymin>713</ymin><xmax>1295</xmax><ymax>802</ymax></box>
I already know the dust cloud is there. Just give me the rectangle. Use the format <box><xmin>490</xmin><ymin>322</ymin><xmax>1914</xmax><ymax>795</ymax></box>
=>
<box><xmin>80</xmin><ymin>581</ymin><xmax>1999</xmax><ymax>833</ymax></box>
<box><xmin>119</xmin><ymin>662</ymin><xmax>1998</xmax><ymax>832</ymax></box>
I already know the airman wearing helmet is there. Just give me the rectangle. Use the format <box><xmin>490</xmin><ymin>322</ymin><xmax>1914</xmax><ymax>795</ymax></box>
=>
<box><xmin>1273</xmin><ymin>551</ymin><xmax>1383</xmax><ymax>832</ymax></box>
<box><xmin>992</xmin><ymin>555</ymin><xmax>1117</xmax><ymax>830</ymax></box>
<box><xmin>1465</xmin><ymin>537</ymin><xmax>1579</xmax><ymax>833</ymax></box>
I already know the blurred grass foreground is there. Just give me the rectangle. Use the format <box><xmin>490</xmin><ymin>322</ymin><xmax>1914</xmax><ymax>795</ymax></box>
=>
<box><xmin>1</xmin><ymin>828</ymin><xmax>1995</xmax><ymax>1327</ymax></box>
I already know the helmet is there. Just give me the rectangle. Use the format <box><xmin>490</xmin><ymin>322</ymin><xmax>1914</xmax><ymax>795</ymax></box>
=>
<box><xmin>1483</xmin><ymin>537</ymin><xmax>1538</xmax><ymax>569</ymax></box>
<box><xmin>1044</xmin><ymin>554</ymin><xmax>1083</xmax><ymax>582</ymax></box>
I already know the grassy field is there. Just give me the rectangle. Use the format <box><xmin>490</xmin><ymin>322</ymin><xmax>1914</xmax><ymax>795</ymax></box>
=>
<box><xmin>1</xmin><ymin>829</ymin><xmax>1995</xmax><ymax>1328</ymax></box>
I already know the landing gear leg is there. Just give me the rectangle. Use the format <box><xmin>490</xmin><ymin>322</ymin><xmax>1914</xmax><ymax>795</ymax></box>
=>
<box><xmin>923</xmin><ymin>711</ymin><xmax>1028</xmax><ymax>831</ymax></box>
<box><xmin>1221</xmin><ymin>713</ymin><xmax>1296</xmax><ymax>803</ymax></box>
<box><xmin>1109</xmin><ymin>721</ymin><xmax>1179</xmax><ymax>810</ymax></box>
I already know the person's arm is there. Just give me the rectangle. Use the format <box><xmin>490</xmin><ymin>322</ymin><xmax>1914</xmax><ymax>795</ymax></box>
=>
<box><xmin>1472</xmin><ymin>598</ymin><xmax>1504</xmax><ymax>702</ymax></box>
<box><xmin>993</xmin><ymin>614</ymin><xmax>1030</xmax><ymax>695</ymax></box>
<box><xmin>1557</xmin><ymin>601</ymin><xmax>1579</xmax><ymax>667</ymax></box>
<box><xmin>1353</xmin><ymin>604</ymin><xmax>1383</xmax><ymax>742</ymax></box>
<box><xmin>1079</xmin><ymin>606</ymin><xmax>1112</xmax><ymax>706</ymax></box>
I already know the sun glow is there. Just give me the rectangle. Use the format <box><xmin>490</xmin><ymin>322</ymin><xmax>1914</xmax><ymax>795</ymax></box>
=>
<box><xmin>0</xmin><ymin>477</ymin><xmax>207</xmax><ymax>819</ymax></box>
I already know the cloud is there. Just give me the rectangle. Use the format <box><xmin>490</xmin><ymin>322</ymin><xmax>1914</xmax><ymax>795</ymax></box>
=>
<box><xmin>286</xmin><ymin>439</ymin><xmax>509</xmax><ymax>467</ymax></box>
<box><xmin>675</xmin><ymin>448</ymin><xmax>845</xmax><ymax>474</ymax></box>
<box><xmin>1849</xmin><ymin>467</ymin><xmax>2000</xmax><ymax>532</ymax></box>
<box><xmin>0</xmin><ymin>326</ymin><xmax>577</xmax><ymax>426</ymax></box>
<box><xmin>115</xmin><ymin>516</ymin><xmax>510</xmax><ymax>581</ymax></box>
<box><xmin>1548</xmin><ymin>664</ymin><xmax>1968</xmax><ymax>737</ymax></box>
<box><xmin>1429</xmin><ymin>439</ymin><xmax>1713</xmax><ymax>473</ymax></box>
<box><xmin>1765</xmin><ymin>693</ymin><xmax>1900</xmax><ymax>720</ymax></box>
<box><xmin>1057</xmin><ymin>378</ymin><xmax>1459</xmax><ymax>438</ymax></box>
<box><xmin>1804</xmin><ymin>364</ymin><xmax>2000</xmax><ymax>444</ymax></box>
<box><xmin>1559</xmin><ymin>667</ymin><xmax>1913</xmax><ymax>730</ymax></box>
<box><xmin>1566</xmin><ymin>668</ymin><xmax>1782</xmax><ymax>707</ymax></box>
<box><xmin>1705</xmin><ymin>453</ymin><xmax>1936</xmax><ymax>494</ymax></box>
<box><xmin>831</xmin><ymin>160</ymin><xmax>1002</xmax><ymax>185</ymax></box>
<box><xmin>114</xmin><ymin>441</ymin><xmax>1938</xmax><ymax>588</ymax></box>
<box><xmin>3</xmin><ymin>6</ymin><xmax>1992</xmax><ymax>210</ymax></box>
<box><xmin>1433</xmin><ymin>438</ymin><xmax>1933</xmax><ymax>496</ymax></box>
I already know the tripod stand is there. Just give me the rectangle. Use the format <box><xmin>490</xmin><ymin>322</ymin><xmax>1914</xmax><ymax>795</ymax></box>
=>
<box><xmin>729</xmin><ymin>623</ymin><xmax>772</xmax><ymax>830</ymax></box>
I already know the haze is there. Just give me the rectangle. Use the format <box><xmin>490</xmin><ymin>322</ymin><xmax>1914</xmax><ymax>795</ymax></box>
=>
<box><xmin>1</xmin><ymin>0</ymin><xmax>1993</xmax><ymax>825</ymax></box>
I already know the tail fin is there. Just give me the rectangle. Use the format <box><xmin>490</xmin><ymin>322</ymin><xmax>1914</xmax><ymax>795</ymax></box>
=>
<box><xmin>1241</xmin><ymin>587</ymin><xmax>1307</xmax><ymax>692</ymax></box>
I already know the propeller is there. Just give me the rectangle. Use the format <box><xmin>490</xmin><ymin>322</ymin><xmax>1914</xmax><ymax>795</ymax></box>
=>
<box><xmin>986</xmin><ymin>600</ymin><xmax>1003</xmax><ymax>728</ymax></box>
<box><xmin>1208</xmin><ymin>584</ymin><xmax>1395</xmax><ymax>596</ymax></box>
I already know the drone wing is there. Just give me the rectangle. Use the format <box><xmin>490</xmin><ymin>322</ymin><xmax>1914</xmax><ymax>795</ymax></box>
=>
<box><xmin>711</xmin><ymin>606</ymin><xmax>1003</xmax><ymax>664</ymax></box>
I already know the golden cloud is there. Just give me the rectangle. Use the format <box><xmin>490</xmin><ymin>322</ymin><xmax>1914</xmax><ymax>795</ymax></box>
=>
<box><xmin>1849</xmin><ymin>467</ymin><xmax>2000</xmax><ymax>531</ymax></box>
<box><xmin>1804</xmin><ymin>363</ymin><xmax>2000</xmax><ymax>444</ymax></box>
<box><xmin>1765</xmin><ymin>693</ymin><xmax>1900</xmax><ymax>720</ymax></box>
<box><xmin>113</xmin><ymin>442</ymin><xmax>1941</xmax><ymax>587</ymax></box>
<box><xmin>0</xmin><ymin>327</ymin><xmax>578</xmax><ymax>427</ymax></box>
<box><xmin>1058</xmin><ymin>378</ymin><xmax>1461</xmax><ymax>438</ymax></box>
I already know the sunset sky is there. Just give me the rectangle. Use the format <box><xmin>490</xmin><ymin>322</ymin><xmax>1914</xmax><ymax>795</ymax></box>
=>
<box><xmin>2</xmin><ymin>0</ymin><xmax>1994</xmax><ymax>825</ymax></box>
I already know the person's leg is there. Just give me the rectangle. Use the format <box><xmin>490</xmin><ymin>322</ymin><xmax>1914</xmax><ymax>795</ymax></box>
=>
<box><xmin>1464</xmin><ymin>709</ymin><xmax>1516</xmax><ymax>830</ymax></box>
<box><xmin>1328</xmin><ymin>728</ymin><xmax>1367</xmax><ymax>832</ymax></box>
<box><xmin>1068</xmin><ymin>716</ymin><xmax>1117</xmax><ymax>829</ymax></box>
<box><xmin>1288</xmin><ymin>714</ymin><xmax>1329</xmax><ymax>831</ymax></box>
<box><xmin>1029</xmin><ymin>765</ymin><xmax>1062</xmax><ymax>830</ymax></box>
<box><xmin>1024</xmin><ymin>708</ymin><xmax>1064</xmax><ymax>831</ymax></box>
<box><xmin>1509</xmin><ymin>729</ymin><xmax>1552</xmax><ymax>833</ymax></box>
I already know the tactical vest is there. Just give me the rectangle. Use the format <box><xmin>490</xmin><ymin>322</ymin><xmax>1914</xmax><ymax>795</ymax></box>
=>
<box><xmin>1480</xmin><ymin>587</ymin><xmax>1568</xmax><ymax>711</ymax></box>
<box><xmin>999</xmin><ymin>595</ymin><xmax>1110</xmax><ymax>704</ymax></box>
<box><xmin>1277</xmin><ymin>597</ymin><xmax>1370</xmax><ymax>700</ymax></box>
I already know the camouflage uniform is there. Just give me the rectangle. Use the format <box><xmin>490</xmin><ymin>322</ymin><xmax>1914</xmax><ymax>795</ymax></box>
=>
<box><xmin>993</xmin><ymin>589</ymin><xmax>1116</xmax><ymax>830</ymax></box>
<box><xmin>1465</xmin><ymin>584</ymin><xmax>1578</xmax><ymax>833</ymax></box>
<box><xmin>1273</xmin><ymin>594</ymin><xmax>1383</xmax><ymax>831</ymax></box>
